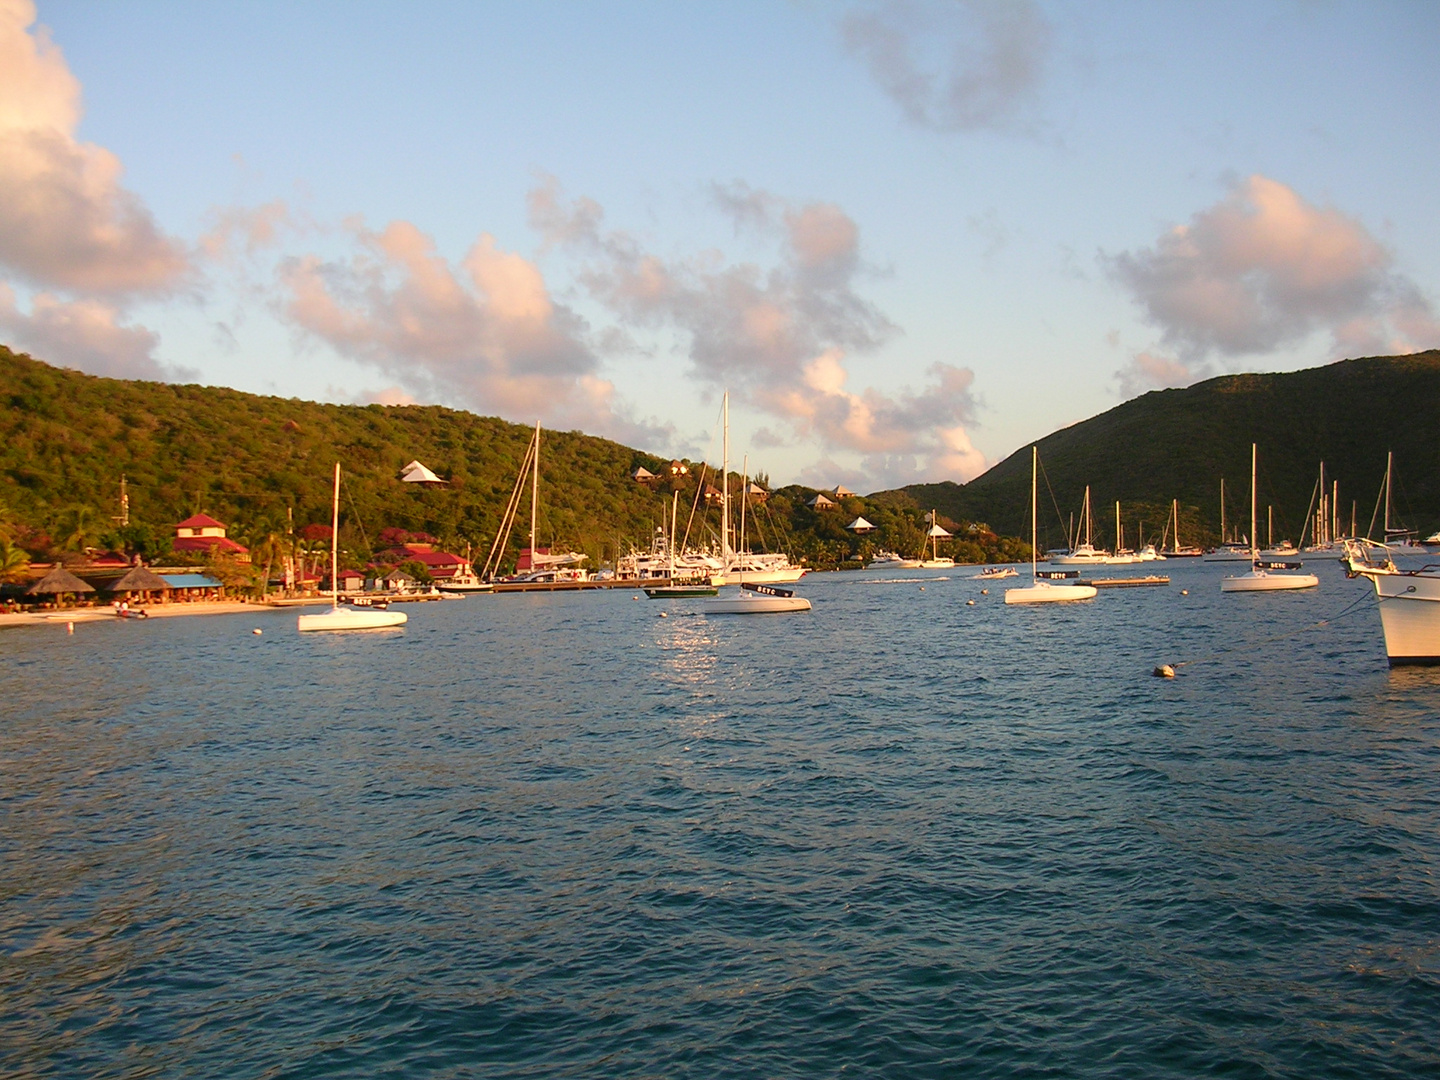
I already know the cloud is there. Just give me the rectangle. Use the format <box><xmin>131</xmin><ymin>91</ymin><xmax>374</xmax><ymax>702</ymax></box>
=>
<box><xmin>358</xmin><ymin>385</ymin><xmax>419</xmax><ymax>406</ymax></box>
<box><xmin>1114</xmin><ymin>350</ymin><xmax>1197</xmax><ymax>398</ymax></box>
<box><xmin>0</xmin><ymin>0</ymin><xmax>190</xmax><ymax>295</ymax></box>
<box><xmin>278</xmin><ymin>218</ymin><xmax>671</xmax><ymax>446</ymax></box>
<box><xmin>841</xmin><ymin>0</ymin><xmax>1051</xmax><ymax>133</ymax></box>
<box><xmin>200</xmin><ymin>200</ymin><xmax>294</xmax><ymax>262</ymax></box>
<box><xmin>0</xmin><ymin>282</ymin><xmax>192</xmax><ymax>380</ymax></box>
<box><xmin>1107</xmin><ymin>175</ymin><xmax>1440</xmax><ymax>361</ymax></box>
<box><xmin>534</xmin><ymin>179</ymin><xmax>988</xmax><ymax>484</ymax></box>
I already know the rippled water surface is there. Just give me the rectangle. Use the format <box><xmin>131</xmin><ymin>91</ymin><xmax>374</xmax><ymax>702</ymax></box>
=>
<box><xmin>3</xmin><ymin>560</ymin><xmax>1438</xmax><ymax>1078</ymax></box>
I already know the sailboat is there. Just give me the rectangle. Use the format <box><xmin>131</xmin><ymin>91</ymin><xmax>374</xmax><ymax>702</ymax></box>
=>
<box><xmin>298</xmin><ymin>464</ymin><xmax>408</xmax><ymax>631</ymax></box>
<box><xmin>1105</xmin><ymin>502</ymin><xmax>1140</xmax><ymax>564</ymax></box>
<box><xmin>1204</xmin><ymin>477</ymin><xmax>1253</xmax><ymax>561</ymax></box>
<box><xmin>1051</xmin><ymin>487</ymin><xmax>1107</xmax><ymax>564</ymax></box>
<box><xmin>644</xmin><ymin>490</ymin><xmax>719</xmax><ymax>597</ymax></box>
<box><xmin>707</xmin><ymin>393</ymin><xmax>810</xmax><ymax>613</ymax></box>
<box><xmin>1220</xmin><ymin>444</ymin><xmax>1318</xmax><ymax>593</ymax></box>
<box><xmin>482</xmin><ymin>421</ymin><xmax>590</xmax><ymax>584</ymax></box>
<box><xmin>1163</xmin><ymin>498</ymin><xmax>1203</xmax><ymax>557</ymax></box>
<box><xmin>1007</xmin><ymin>447</ymin><xmax>1098</xmax><ymax>604</ymax></box>
<box><xmin>919</xmin><ymin>511</ymin><xmax>955</xmax><ymax>568</ymax></box>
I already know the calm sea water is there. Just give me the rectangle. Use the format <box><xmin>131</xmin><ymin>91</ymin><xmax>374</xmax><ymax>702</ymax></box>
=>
<box><xmin>2</xmin><ymin>559</ymin><xmax>1438</xmax><ymax>1078</ymax></box>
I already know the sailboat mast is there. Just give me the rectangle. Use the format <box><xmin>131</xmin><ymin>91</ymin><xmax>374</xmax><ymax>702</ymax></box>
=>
<box><xmin>1332</xmin><ymin>480</ymin><xmax>1339</xmax><ymax>541</ymax></box>
<box><xmin>1220</xmin><ymin>479</ymin><xmax>1226</xmax><ymax>545</ymax></box>
<box><xmin>1249</xmin><ymin>443</ymin><xmax>1258</xmax><ymax>559</ymax></box>
<box><xmin>739</xmin><ymin>455</ymin><xmax>749</xmax><ymax>562</ymax></box>
<box><xmin>1115</xmin><ymin>501</ymin><xmax>1121</xmax><ymax>555</ymax></box>
<box><xmin>669</xmin><ymin>490</ymin><xmax>678</xmax><ymax>578</ymax></box>
<box><xmin>1319</xmin><ymin>462</ymin><xmax>1327</xmax><ymax>545</ymax></box>
<box><xmin>330</xmin><ymin>461</ymin><xmax>340</xmax><ymax>607</ymax></box>
<box><xmin>1173</xmin><ymin>498</ymin><xmax>1179</xmax><ymax>552</ymax></box>
<box><xmin>721</xmin><ymin>392</ymin><xmax>730</xmax><ymax>565</ymax></box>
<box><xmin>530</xmin><ymin>420</ymin><xmax>540</xmax><ymax>565</ymax></box>
<box><xmin>1031</xmin><ymin>447</ymin><xmax>1038</xmax><ymax>579</ymax></box>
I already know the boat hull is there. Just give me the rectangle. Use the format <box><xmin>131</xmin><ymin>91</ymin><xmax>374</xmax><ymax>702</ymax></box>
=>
<box><xmin>724</xmin><ymin>568</ymin><xmax>807</xmax><ymax>584</ymax></box>
<box><xmin>1220</xmin><ymin>571</ymin><xmax>1318</xmax><ymax>592</ymax></box>
<box><xmin>298</xmin><ymin>608</ymin><xmax>408</xmax><ymax>631</ymax></box>
<box><xmin>1364</xmin><ymin>571</ymin><xmax>1440</xmax><ymax>665</ymax></box>
<box><xmin>705</xmin><ymin>593</ymin><xmax>811</xmax><ymax>613</ymax></box>
<box><xmin>1004</xmin><ymin>583</ymin><xmax>1098</xmax><ymax>604</ymax></box>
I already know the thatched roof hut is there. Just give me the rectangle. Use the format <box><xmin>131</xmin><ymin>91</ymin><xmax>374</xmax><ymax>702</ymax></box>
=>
<box><xmin>106</xmin><ymin>566</ymin><xmax>171</xmax><ymax>594</ymax></box>
<box><xmin>25</xmin><ymin>566</ymin><xmax>96</xmax><ymax>595</ymax></box>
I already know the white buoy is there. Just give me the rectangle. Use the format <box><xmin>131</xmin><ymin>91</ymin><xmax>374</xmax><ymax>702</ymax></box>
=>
<box><xmin>657</xmin><ymin>611</ymin><xmax>668</xmax><ymax>618</ymax></box>
<box><xmin>1180</xmin><ymin>589</ymin><xmax>1189</xmax><ymax>596</ymax></box>
<box><xmin>66</xmin><ymin>621</ymin><xmax>74</xmax><ymax>635</ymax></box>
<box><xmin>252</xmin><ymin>628</ymin><xmax>262</xmax><ymax>636</ymax></box>
<box><xmin>966</xmin><ymin>599</ymin><xmax>976</xmax><ymax>606</ymax></box>
<box><xmin>980</xmin><ymin>589</ymin><xmax>988</xmax><ymax>595</ymax></box>
<box><xmin>919</xmin><ymin>586</ymin><xmax>925</xmax><ymax>591</ymax></box>
<box><xmin>1153</xmin><ymin>664</ymin><xmax>1175</xmax><ymax>678</ymax></box>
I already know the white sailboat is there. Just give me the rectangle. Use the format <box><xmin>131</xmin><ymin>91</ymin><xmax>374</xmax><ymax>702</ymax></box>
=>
<box><xmin>1105</xmin><ymin>501</ymin><xmax>1140</xmax><ymax>564</ymax></box>
<box><xmin>919</xmin><ymin>511</ymin><xmax>955</xmax><ymax>568</ymax></box>
<box><xmin>1007</xmin><ymin>447</ymin><xmax>1098</xmax><ymax>605</ymax></box>
<box><xmin>1221</xmin><ymin>444</ymin><xmax>1318</xmax><ymax>593</ymax></box>
<box><xmin>1163</xmin><ymin>498</ymin><xmax>1203</xmax><ymax>557</ymax></box>
<box><xmin>298</xmin><ymin>463</ymin><xmax>408</xmax><ymax>631</ymax></box>
<box><xmin>1051</xmin><ymin>487</ymin><xmax>1108</xmax><ymax>564</ymax></box>
<box><xmin>481</xmin><ymin>421</ymin><xmax>590</xmax><ymax>584</ymax></box>
<box><xmin>1204</xmin><ymin>477</ymin><xmax>1253</xmax><ymax>561</ymax></box>
<box><xmin>707</xmin><ymin>392</ymin><xmax>810</xmax><ymax>613</ymax></box>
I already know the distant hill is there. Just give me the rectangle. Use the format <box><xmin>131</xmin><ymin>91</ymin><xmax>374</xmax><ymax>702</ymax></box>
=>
<box><xmin>0</xmin><ymin>347</ymin><xmax>1024</xmax><ymax>570</ymax></box>
<box><xmin>875</xmin><ymin>351</ymin><xmax>1440</xmax><ymax>552</ymax></box>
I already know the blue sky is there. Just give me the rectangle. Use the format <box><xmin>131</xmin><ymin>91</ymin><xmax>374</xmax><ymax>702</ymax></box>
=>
<box><xmin>2</xmin><ymin>1</ymin><xmax>1437</xmax><ymax>490</ymax></box>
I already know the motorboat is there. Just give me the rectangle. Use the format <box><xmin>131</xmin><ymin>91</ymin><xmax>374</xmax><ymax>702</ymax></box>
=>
<box><xmin>973</xmin><ymin>565</ymin><xmax>1018</xmax><ymax>579</ymax></box>
<box><xmin>706</xmin><ymin>582</ymin><xmax>811</xmax><ymax>614</ymax></box>
<box><xmin>870</xmin><ymin>550</ymin><xmax>920</xmax><ymax>569</ymax></box>
<box><xmin>1007</xmin><ymin>448</ymin><xmax>1098</xmax><ymax>605</ymax></box>
<box><xmin>298</xmin><ymin>463</ymin><xmax>408</xmax><ymax>631</ymax></box>
<box><xmin>1343</xmin><ymin>538</ymin><xmax>1440</xmax><ymax>664</ymax></box>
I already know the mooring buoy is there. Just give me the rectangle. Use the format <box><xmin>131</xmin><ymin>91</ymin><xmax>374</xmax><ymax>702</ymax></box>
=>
<box><xmin>1153</xmin><ymin>664</ymin><xmax>1176</xmax><ymax>678</ymax></box>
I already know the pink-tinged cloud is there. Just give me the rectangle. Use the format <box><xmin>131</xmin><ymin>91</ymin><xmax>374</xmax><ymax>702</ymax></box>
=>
<box><xmin>0</xmin><ymin>1</ymin><xmax>190</xmax><ymax>297</ymax></box>
<box><xmin>1108</xmin><ymin>175</ymin><xmax>1440</xmax><ymax>361</ymax></box>
<box><xmin>1115</xmin><ymin>351</ymin><xmax>1197</xmax><ymax>398</ymax></box>
<box><xmin>841</xmin><ymin>0</ymin><xmax>1051</xmax><ymax>133</ymax></box>
<box><xmin>279</xmin><ymin>219</ymin><xmax>670</xmax><ymax>446</ymax></box>
<box><xmin>0</xmin><ymin>282</ymin><xmax>192</xmax><ymax>381</ymax></box>
<box><xmin>533</xmin><ymin>179</ymin><xmax>988</xmax><ymax>484</ymax></box>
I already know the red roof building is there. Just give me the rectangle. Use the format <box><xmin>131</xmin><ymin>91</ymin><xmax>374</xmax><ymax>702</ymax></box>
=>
<box><xmin>386</xmin><ymin>543</ymin><xmax>467</xmax><ymax>580</ymax></box>
<box><xmin>173</xmin><ymin>514</ymin><xmax>250</xmax><ymax>562</ymax></box>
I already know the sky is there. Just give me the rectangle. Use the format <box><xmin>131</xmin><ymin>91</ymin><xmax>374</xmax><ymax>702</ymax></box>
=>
<box><xmin>1</xmin><ymin>0</ymin><xmax>1437</xmax><ymax>491</ymax></box>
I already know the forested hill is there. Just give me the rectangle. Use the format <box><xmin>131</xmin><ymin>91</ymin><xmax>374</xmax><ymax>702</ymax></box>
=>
<box><xmin>0</xmin><ymin>347</ymin><xmax>1026</xmax><ymax>569</ymax></box>
<box><xmin>876</xmin><ymin>351</ymin><xmax>1440</xmax><ymax>552</ymax></box>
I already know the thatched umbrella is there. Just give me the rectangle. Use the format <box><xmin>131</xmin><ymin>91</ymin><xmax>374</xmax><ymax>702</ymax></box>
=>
<box><xmin>26</xmin><ymin>566</ymin><xmax>96</xmax><ymax>604</ymax></box>
<box><xmin>106</xmin><ymin>565</ymin><xmax>171</xmax><ymax>595</ymax></box>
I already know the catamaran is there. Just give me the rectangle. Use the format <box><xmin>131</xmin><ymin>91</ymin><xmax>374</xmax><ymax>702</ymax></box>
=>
<box><xmin>298</xmin><ymin>463</ymin><xmax>408</xmax><ymax>631</ymax></box>
<box><xmin>1007</xmin><ymin>448</ymin><xmax>1098</xmax><ymax>605</ymax></box>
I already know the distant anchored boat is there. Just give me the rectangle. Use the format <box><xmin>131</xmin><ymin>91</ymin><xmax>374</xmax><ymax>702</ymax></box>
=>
<box><xmin>298</xmin><ymin>463</ymin><xmax>408</xmax><ymax>632</ymax></box>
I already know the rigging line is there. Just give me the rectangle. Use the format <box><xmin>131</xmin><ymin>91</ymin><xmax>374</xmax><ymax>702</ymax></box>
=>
<box><xmin>1165</xmin><ymin>589</ymin><xmax>1375</xmax><ymax>671</ymax></box>
<box><xmin>682</xmin><ymin>463</ymin><xmax>708</xmax><ymax>552</ymax></box>
<box><xmin>342</xmin><ymin>475</ymin><xmax>370</xmax><ymax>555</ymax></box>
<box><xmin>1035</xmin><ymin>454</ymin><xmax>1067</xmax><ymax>544</ymax></box>
<box><xmin>1297</xmin><ymin>477</ymin><xmax>1319</xmax><ymax>549</ymax></box>
<box><xmin>1366</xmin><ymin>464</ymin><xmax>1386</xmax><ymax>540</ymax></box>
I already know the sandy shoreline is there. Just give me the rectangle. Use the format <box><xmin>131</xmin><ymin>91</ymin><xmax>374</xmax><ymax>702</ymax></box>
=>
<box><xmin>0</xmin><ymin>598</ymin><xmax>331</xmax><ymax>630</ymax></box>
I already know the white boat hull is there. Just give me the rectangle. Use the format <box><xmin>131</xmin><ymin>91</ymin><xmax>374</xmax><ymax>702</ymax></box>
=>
<box><xmin>298</xmin><ymin>608</ymin><xmax>408</xmax><ymax>631</ymax></box>
<box><xmin>918</xmin><ymin>558</ymin><xmax>954</xmax><ymax>569</ymax></box>
<box><xmin>1360</xmin><ymin>570</ymin><xmax>1440</xmax><ymax>664</ymax></box>
<box><xmin>724</xmin><ymin>567</ymin><xmax>807</xmax><ymax>584</ymax></box>
<box><xmin>1220</xmin><ymin>570</ymin><xmax>1319</xmax><ymax>592</ymax></box>
<box><xmin>1050</xmin><ymin>553</ymin><xmax>1107</xmax><ymax>565</ymax></box>
<box><xmin>1004</xmin><ymin>582</ymin><xmax>1098</xmax><ymax>604</ymax></box>
<box><xmin>706</xmin><ymin>591</ymin><xmax>811</xmax><ymax>614</ymax></box>
<box><xmin>1204</xmin><ymin>547</ymin><xmax>1254</xmax><ymax>562</ymax></box>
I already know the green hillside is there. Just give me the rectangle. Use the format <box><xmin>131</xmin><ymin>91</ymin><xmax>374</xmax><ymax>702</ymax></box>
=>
<box><xmin>0</xmin><ymin>347</ymin><xmax>1021</xmax><ymax>574</ymax></box>
<box><xmin>878</xmin><ymin>352</ymin><xmax>1440</xmax><ymax>552</ymax></box>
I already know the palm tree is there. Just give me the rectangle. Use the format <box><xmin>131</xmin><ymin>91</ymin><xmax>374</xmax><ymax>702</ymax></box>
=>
<box><xmin>55</xmin><ymin>505</ymin><xmax>98</xmax><ymax>552</ymax></box>
<box><xmin>0</xmin><ymin>539</ymin><xmax>30</xmax><ymax>584</ymax></box>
